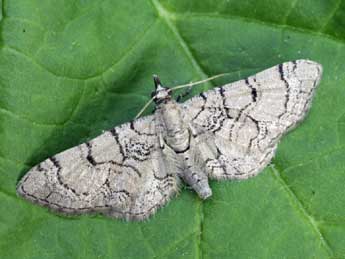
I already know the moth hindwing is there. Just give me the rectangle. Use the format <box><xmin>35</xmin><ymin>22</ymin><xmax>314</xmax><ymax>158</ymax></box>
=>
<box><xmin>17</xmin><ymin>60</ymin><xmax>322</xmax><ymax>221</ymax></box>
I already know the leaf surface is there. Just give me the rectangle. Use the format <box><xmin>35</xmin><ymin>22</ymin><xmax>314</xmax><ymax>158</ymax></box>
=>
<box><xmin>1</xmin><ymin>0</ymin><xmax>345</xmax><ymax>258</ymax></box>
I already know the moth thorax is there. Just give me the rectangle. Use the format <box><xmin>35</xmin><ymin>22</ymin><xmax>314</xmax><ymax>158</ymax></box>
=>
<box><xmin>161</xmin><ymin>103</ymin><xmax>184</xmax><ymax>133</ymax></box>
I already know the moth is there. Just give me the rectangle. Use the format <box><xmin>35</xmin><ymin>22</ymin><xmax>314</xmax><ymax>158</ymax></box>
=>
<box><xmin>17</xmin><ymin>60</ymin><xmax>322</xmax><ymax>220</ymax></box>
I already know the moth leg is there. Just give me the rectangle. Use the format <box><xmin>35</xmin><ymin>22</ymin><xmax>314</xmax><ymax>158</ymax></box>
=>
<box><xmin>176</xmin><ymin>86</ymin><xmax>193</xmax><ymax>102</ymax></box>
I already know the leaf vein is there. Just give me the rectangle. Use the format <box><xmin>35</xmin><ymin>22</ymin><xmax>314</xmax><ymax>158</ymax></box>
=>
<box><xmin>172</xmin><ymin>12</ymin><xmax>345</xmax><ymax>47</ymax></box>
<box><xmin>150</xmin><ymin>0</ymin><xmax>213</xmax><ymax>90</ymax></box>
<box><xmin>283</xmin><ymin>0</ymin><xmax>299</xmax><ymax>24</ymax></box>
<box><xmin>2</xmin><ymin>18</ymin><xmax>158</xmax><ymax>81</ymax></box>
<box><xmin>277</xmin><ymin>145</ymin><xmax>345</xmax><ymax>173</ymax></box>
<box><xmin>319</xmin><ymin>0</ymin><xmax>342</xmax><ymax>32</ymax></box>
<box><xmin>270</xmin><ymin>164</ymin><xmax>334</xmax><ymax>257</ymax></box>
<box><xmin>153</xmin><ymin>230</ymin><xmax>198</xmax><ymax>258</ymax></box>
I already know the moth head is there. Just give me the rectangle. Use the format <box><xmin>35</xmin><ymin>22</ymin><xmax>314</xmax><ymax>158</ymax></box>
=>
<box><xmin>151</xmin><ymin>75</ymin><xmax>172</xmax><ymax>104</ymax></box>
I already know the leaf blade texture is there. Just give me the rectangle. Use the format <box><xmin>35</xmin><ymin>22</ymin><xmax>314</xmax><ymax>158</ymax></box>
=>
<box><xmin>1</xmin><ymin>0</ymin><xmax>345</xmax><ymax>258</ymax></box>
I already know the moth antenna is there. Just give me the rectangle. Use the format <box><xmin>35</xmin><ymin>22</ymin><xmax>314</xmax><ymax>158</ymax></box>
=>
<box><xmin>135</xmin><ymin>73</ymin><xmax>230</xmax><ymax>119</ymax></box>
<box><xmin>170</xmin><ymin>73</ymin><xmax>231</xmax><ymax>91</ymax></box>
<box><xmin>134</xmin><ymin>96</ymin><xmax>155</xmax><ymax>119</ymax></box>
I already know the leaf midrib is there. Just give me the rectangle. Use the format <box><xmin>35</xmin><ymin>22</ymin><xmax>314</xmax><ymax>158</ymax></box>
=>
<box><xmin>150</xmin><ymin>1</ymin><xmax>207</xmax><ymax>258</ymax></box>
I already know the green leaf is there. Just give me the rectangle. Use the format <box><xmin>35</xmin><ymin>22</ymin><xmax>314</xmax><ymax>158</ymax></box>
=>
<box><xmin>1</xmin><ymin>0</ymin><xmax>345</xmax><ymax>258</ymax></box>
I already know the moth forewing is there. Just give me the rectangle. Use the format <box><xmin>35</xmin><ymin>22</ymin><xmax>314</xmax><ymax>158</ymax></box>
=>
<box><xmin>17</xmin><ymin>59</ymin><xmax>322</xmax><ymax>220</ymax></box>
